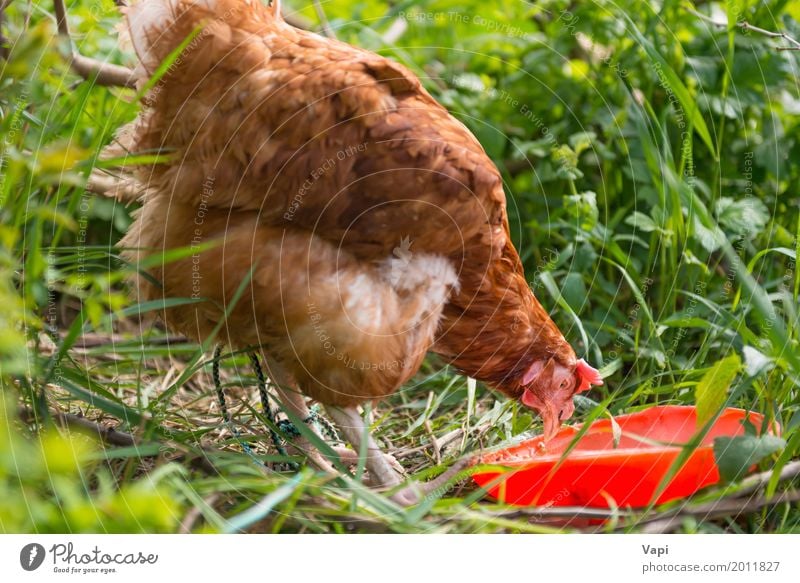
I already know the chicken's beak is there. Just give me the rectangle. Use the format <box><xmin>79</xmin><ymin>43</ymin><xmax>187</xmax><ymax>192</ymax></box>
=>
<box><xmin>521</xmin><ymin>388</ymin><xmax>573</xmax><ymax>442</ymax></box>
<box><xmin>540</xmin><ymin>403</ymin><xmax>562</xmax><ymax>442</ymax></box>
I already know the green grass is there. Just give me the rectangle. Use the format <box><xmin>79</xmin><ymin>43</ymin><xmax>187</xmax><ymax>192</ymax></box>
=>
<box><xmin>1</xmin><ymin>0</ymin><xmax>799</xmax><ymax>533</ymax></box>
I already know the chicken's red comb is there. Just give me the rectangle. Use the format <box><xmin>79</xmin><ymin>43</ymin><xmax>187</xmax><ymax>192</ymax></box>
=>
<box><xmin>576</xmin><ymin>358</ymin><xmax>603</xmax><ymax>393</ymax></box>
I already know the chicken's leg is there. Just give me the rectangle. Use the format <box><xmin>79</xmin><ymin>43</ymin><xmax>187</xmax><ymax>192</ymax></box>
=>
<box><xmin>265</xmin><ymin>362</ymin><xmax>358</xmax><ymax>471</ymax></box>
<box><xmin>325</xmin><ymin>406</ymin><xmax>471</xmax><ymax>506</ymax></box>
<box><xmin>325</xmin><ymin>405</ymin><xmax>418</xmax><ymax>504</ymax></box>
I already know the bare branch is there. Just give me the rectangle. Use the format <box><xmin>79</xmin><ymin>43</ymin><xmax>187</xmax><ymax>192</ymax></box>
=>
<box><xmin>53</xmin><ymin>0</ymin><xmax>136</xmax><ymax>88</ymax></box>
<box><xmin>395</xmin><ymin>426</ymin><xmax>465</xmax><ymax>459</ymax></box>
<box><xmin>423</xmin><ymin>419</ymin><xmax>441</xmax><ymax>465</ymax></box>
<box><xmin>18</xmin><ymin>406</ymin><xmax>219</xmax><ymax>475</ymax></box>
<box><xmin>688</xmin><ymin>8</ymin><xmax>800</xmax><ymax>51</ymax></box>
<box><xmin>730</xmin><ymin>460</ymin><xmax>800</xmax><ymax>498</ymax></box>
<box><xmin>483</xmin><ymin>505</ymin><xmax>633</xmax><ymax>521</ymax></box>
<box><xmin>70</xmin><ymin>332</ymin><xmax>190</xmax><ymax>348</ymax></box>
<box><xmin>69</xmin><ymin>53</ymin><xmax>137</xmax><ymax>88</ymax></box>
<box><xmin>489</xmin><ymin>489</ymin><xmax>800</xmax><ymax>530</ymax></box>
<box><xmin>741</xmin><ymin>21</ymin><xmax>800</xmax><ymax>50</ymax></box>
<box><xmin>636</xmin><ymin>490</ymin><xmax>800</xmax><ymax>534</ymax></box>
<box><xmin>179</xmin><ymin>494</ymin><xmax>220</xmax><ymax>533</ymax></box>
<box><xmin>50</xmin><ymin>0</ymin><xmax>315</xmax><ymax>87</ymax></box>
<box><xmin>20</xmin><ymin>405</ymin><xmax>137</xmax><ymax>446</ymax></box>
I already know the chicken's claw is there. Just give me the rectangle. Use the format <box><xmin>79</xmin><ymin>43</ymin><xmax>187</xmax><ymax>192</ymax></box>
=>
<box><xmin>388</xmin><ymin>457</ymin><xmax>473</xmax><ymax>506</ymax></box>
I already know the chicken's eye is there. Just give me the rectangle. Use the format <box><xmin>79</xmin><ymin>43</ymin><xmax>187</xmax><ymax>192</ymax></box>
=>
<box><xmin>559</xmin><ymin>379</ymin><xmax>570</xmax><ymax>390</ymax></box>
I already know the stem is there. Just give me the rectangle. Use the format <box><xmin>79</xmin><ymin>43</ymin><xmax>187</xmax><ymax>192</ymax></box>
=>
<box><xmin>53</xmin><ymin>0</ymin><xmax>135</xmax><ymax>88</ymax></box>
<box><xmin>312</xmin><ymin>0</ymin><xmax>336</xmax><ymax>39</ymax></box>
<box><xmin>688</xmin><ymin>7</ymin><xmax>800</xmax><ymax>50</ymax></box>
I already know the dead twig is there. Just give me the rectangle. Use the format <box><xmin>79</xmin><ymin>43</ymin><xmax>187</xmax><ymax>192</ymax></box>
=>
<box><xmin>688</xmin><ymin>8</ymin><xmax>800</xmax><ymax>51</ymax></box>
<box><xmin>635</xmin><ymin>490</ymin><xmax>800</xmax><ymax>534</ymax></box>
<box><xmin>488</xmin><ymin>488</ymin><xmax>800</xmax><ymax>529</ymax></box>
<box><xmin>179</xmin><ymin>493</ymin><xmax>220</xmax><ymax>533</ymax></box>
<box><xmin>20</xmin><ymin>405</ymin><xmax>137</xmax><ymax>446</ymax></box>
<box><xmin>394</xmin><ymin>427</ymin><xmax>467</xmax><ymax>459</ymax></box>
<box><xmin>53</xmin><ymin>0</ymin><xmax>136</xmax><ymax>88</ymax></box>
<box><xmin>741</xmin><ymin>21</ymin><xmax>800</xmax><ymax>51</ymax></box>
<box><xmin>730</xmin><ymin>460</ymin><xmax>800</xmax><ymax>498</ymax></box>
<box><xmin>73</xmin><ymin>332</ymin><xmax>190</xmax><ymax>348</ymax></box>
<box><xmin>52</xmin><ymin>0</ymin><xmax>318</xmax><ymax>88</ymax></box>
<box><xmin>484</xmin><ymin>505</ymin><xmax>633</xmax><ymax>521</ymax></box>
<box><xmin>18</xmin><ymin>406</ymin><xmax>220</xmax><ymax>475</ymax></box>
<box><xmin>622</xmin><ymin>463</ymin><xmax>800</xmax><ymax>533</ymax></box>
<box><xmin>423</xmin><ymin>419</ymin><xmax>441</xmax><ymax>465</ymax></box>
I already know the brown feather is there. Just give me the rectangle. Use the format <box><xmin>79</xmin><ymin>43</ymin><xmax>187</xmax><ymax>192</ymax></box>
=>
<box><xmin>118</xmin><ymin>0</ymin><xmax>574</xmax><ymax>406</ymax></box>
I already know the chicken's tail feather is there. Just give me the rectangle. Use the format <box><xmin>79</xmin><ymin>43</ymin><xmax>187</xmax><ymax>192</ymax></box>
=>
<box><xmin>125</xmin><ymin>0</ymin><xmax>186</xmax><ymax>74</ymax></box>
<box><xmin>123</xmin><ymin>0</ymin><xmax>277</xmax><ymax>78</ymax></box>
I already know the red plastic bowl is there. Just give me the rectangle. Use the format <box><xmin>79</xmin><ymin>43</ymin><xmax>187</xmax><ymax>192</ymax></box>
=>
<box><xmin>472</xmin><ymin>405</ymin><xmax>773</xmax><ymax>508</ymax></box>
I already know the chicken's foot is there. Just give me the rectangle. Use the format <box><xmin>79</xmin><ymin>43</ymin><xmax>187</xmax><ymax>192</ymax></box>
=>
<box><xmin>325</xmin><ymin>405</ymin><xmax>471</xmax><ymax>506</ymax></box>
<box><xmin>258</xmin><ymin>359</ymin><xmax>361</xmax><ymax>472</ymax></box>
<box><xmin>325</xmin><ymin>405</ymin><xmax>412</xmax><ymax>503</ymax></box>
<box><xmin>272</xmin><ymin>383</ymin><xmax>358</xmax><ymax>472</ymax></box>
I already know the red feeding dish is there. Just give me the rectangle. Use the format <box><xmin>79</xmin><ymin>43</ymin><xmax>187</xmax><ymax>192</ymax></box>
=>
<box><xmin>473</xmin><ymin>405</ymin><xmax>772</xmax><ymax>508</ymax></box>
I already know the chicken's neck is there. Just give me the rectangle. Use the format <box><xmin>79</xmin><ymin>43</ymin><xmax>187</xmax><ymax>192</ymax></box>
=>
<box><xmin>433</xmin><ymin>240</ymin><xmax>571</xmax><ymax>392</ymax></box>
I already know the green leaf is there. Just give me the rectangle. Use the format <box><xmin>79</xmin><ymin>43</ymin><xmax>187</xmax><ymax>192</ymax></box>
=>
<box><xmin>691</xmin><ymin>214</ymin><xmax>726</xmax><ymax>252</ymax></box>
<box><xmin>714</xmin><ymin>434</ymin><xmax>785</xmax><ymax>483</ymax></box>
<box><xmin>222</xmin><ymin>473</ymin><xmax>305</xmax><ymax>533</ymax></box>
<box><xmin>471</xmin><ymin>124</ymin><xmax>506</xmax><ymax>160</ymax></box>
<box><xmin>113</xmin><ymin>297</ymin><xmax>207</xmax><ymax>320</ymax></box>
<box><xmin>90</xmin><ymin>153</ymin><xmax>174</xmax><ymax>168</ymax></box>
<box><xmin>552</xmin><ymin>145</ymin><xmax>583</xmax><ymax>180</ymax></box>
<box><xmin>715</xmin><ymin>197</ymin><xmax>769</xmax><ymax>238</ymax></box>
<box><xmin>134</xmin><ymin>240</ymin><xmax>220</xmax><ymax>270</ymax></box>
<box><xmin>695</xmin><ymin>354</ymin><xmax>741</xmax><ymax>426</ymax></box>
<box><xmin>564</xmin><ymin>190</ymin><xmax>598</xmax><ymax>231</ymax></box>
<box><xmin>561</xmin><ymin>272</ymin><xmax>587</xmax><ymax>312</ymax></box>
<box><xmin>568</xmin><ymin>131</ymin><xmax>596</xmax><ymax>155</ymax></box>
<box><xmin>618</xmin><ymin>12</ymin><xmax>716</xmax><ymax>158</ymax></box>
<box><xmin>58</xmin><ymin>377</ymin><xmax>146</xmax><ymax>427</ymax></box>
<box><xmin>625</xmin><ymin>211</ymin><xmax>658</xmax><ymax>233</ymax></box>
<box><xmin>742</xmin><ymin>345</ymin><xmax>773</xmax><ymax>377</ymax></box>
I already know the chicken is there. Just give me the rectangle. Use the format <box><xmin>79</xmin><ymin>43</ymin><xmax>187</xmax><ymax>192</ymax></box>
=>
<box><xmin>116</xmin><ymin>0</ymin><xmax>603</xmax><ymax>503</ymax></box>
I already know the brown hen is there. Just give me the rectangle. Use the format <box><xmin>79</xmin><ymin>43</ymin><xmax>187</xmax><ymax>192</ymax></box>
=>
<box><xmin>117</xmin><ymin>0</ymin><xmax>602</xmax><ymax>504</ymax></box>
